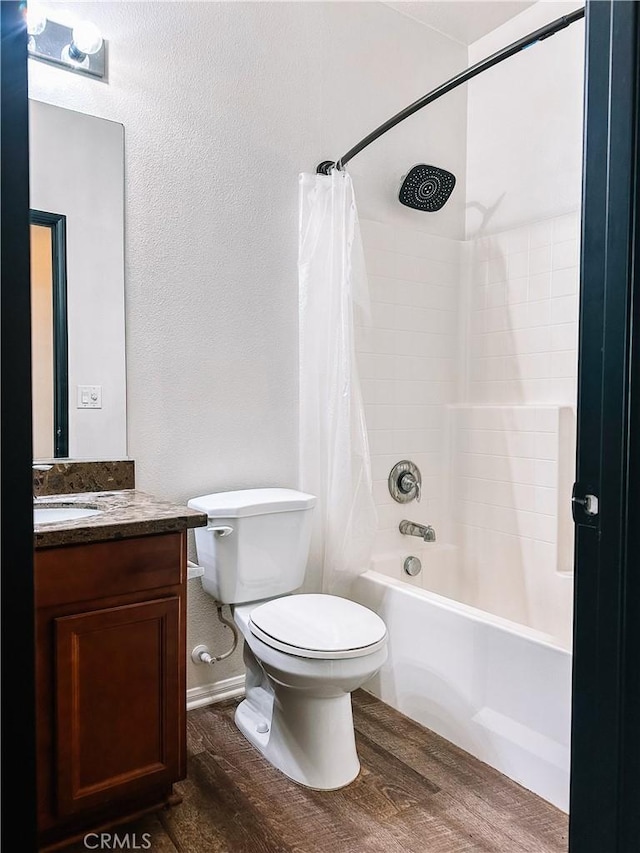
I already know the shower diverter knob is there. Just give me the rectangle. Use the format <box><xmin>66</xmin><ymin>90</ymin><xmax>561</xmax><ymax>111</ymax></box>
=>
<box><xmin>388</xmin><ymin>460</ymin><xmax>422</xmax><ymax>504</ymax></box>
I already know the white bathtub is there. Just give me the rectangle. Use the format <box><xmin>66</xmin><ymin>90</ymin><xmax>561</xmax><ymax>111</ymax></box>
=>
<box><xmin>352</xmin><ymin>555</ymin><xmax>573</xmax><ymax>812</ymax></box>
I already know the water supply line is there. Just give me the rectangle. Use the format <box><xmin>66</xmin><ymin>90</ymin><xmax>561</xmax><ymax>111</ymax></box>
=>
<box><xmin>191</xmin><ymin>604</ymin><xmax>239</xmax><ymax>665</ymax></box>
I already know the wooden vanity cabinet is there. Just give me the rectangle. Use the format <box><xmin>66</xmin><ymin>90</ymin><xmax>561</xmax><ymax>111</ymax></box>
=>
<box><xmin>35</xmin><ymin>531</ymin><xmax>187</xmax><ymax>851</ymax></box>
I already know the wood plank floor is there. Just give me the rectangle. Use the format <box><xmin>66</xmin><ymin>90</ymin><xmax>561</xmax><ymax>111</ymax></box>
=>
<box><xmin>66</xmin><ymin>691</ymin><xmax>568</xmax><ymax>852</ymax></box>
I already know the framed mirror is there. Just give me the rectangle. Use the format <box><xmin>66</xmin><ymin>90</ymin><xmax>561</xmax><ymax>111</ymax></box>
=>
<box><xmin>29</xmin><ymin>100</ymin><xmax>127</xmax><ymax>461</ymax></box>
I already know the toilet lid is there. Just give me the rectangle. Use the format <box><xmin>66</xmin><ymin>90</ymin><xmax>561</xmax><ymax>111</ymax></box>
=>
<box><xmin>248</xmin><ymin>594</ymin><xmax>387</xmax><ymax>659</ymax></box>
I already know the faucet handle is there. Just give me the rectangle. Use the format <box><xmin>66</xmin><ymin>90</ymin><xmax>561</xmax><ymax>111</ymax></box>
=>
<box><xmin>398</xmin><ymin>471</ymin><xmax>420</xmax><ymax>502</ymax></box>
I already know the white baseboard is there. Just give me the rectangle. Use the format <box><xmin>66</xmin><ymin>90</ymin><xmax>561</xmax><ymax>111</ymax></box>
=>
<box><xmin>186</xmin><ymin>674</ymin><xmax>246</xmax><ymax>710</ymax></box>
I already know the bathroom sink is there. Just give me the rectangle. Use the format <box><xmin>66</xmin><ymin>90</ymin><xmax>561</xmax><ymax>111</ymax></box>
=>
<box><xmin>33</xmin><ymin>503</ymin><xmax>103</xmax><ymax>524</ymax></box>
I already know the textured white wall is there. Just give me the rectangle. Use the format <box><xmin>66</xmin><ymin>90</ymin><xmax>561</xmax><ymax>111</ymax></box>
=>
<box><xmin>28</xmin><ymin>1</ymin><xmax>467</xmax><ymax>691</ymax></box>
<box><xmin>465</xmin><ymin>1</ymin><xmax>584</xmax><ymax>237</ymax></box>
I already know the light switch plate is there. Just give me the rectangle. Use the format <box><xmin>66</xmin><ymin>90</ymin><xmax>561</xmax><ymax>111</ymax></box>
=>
<box><xmin>77</xmin><ymin>385</ymin><xmax>102</xmax><ymax>409</ymax></box>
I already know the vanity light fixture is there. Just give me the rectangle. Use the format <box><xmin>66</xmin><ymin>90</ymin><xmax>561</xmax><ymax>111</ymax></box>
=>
<box><xmin>25</xmin><ymin>5</ymin><xmax>107</xmax><ymax>80</ymax></box>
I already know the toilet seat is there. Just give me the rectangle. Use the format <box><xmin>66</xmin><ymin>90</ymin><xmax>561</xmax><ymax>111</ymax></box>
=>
<box><xmin>248</xmin><ymin>593</ymin><xmax>387</xmax><ymax>660</ymax></box>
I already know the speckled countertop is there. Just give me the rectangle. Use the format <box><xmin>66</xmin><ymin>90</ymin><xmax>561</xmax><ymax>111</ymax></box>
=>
<box><xmin>34</xmin><ymin>489</ymin><xmax>208</xmax><ymax>549</ymax></box>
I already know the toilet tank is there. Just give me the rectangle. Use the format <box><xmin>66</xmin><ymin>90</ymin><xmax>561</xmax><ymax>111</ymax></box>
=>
<box><xmin>187</xmin><ymin>489</ymin><xmax>316</xmax><ymax>604</ymax></box>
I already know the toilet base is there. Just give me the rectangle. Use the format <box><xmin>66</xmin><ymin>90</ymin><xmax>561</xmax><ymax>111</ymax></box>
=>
<box><xmin>235</xmin><ymin>643</ymin><xmax>362</xmax><ymax>790</ymax></box>
<box><xmin>235</xmin><ymin>691</ymin><xmax>361</xmax><ymax>791</ymax></box>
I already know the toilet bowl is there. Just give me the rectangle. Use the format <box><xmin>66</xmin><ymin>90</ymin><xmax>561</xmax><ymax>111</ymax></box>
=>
<box><xmin>232</xmin><ymin>594</ymin><xmax>387</xmax><ymax>789</ymax></box>
<box><xmin>187</xmin><ymin>488</ymin><xmax>389</xmax><ymax>790</ymax></box>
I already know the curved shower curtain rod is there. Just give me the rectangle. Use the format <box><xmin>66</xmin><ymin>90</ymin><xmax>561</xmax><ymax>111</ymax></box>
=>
<box><xmin>316</xmin><ymin>6</ymin><xmax>585</xmax><ymax>175</ymax></box>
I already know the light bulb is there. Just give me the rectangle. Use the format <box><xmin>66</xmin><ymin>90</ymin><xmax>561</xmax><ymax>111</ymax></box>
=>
<box><xmin>71</xmin><ymin>21</ymin><xmax>103</xmax><ymax>56</ymax></box>
<box><xmin>61</xmin><ymin>20</ymin><xmax>103</xmax><ymax>68</ymax></box>
<box><xmin>26</xmin><ymin>4</ymin><xmax>47</xmax><ymax>36</ymax></box>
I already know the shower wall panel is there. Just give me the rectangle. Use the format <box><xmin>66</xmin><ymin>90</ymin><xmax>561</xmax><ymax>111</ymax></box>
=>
<box><xmin>355</xmin><ymin>1</ymin><xmax>582</xmax><ymax>653</ymax></box>
<box><xmin>462</xmin><ymin>213</ymin><xmax>580</xmax><ymax>406</ymax></box>
<box><xmin>356</xmin><ymin>218</ymin><xmax>460</xmax><ymax>555</ymax></box>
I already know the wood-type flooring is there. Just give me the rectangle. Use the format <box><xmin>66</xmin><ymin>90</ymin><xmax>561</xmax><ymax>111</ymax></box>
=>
<box><xmin>63</xmin><ymin>690</ymin><xmax>568</xmax><ymax>853</ymax></box>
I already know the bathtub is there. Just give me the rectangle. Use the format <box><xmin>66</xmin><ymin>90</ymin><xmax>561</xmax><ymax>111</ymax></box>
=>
<box><xmin>352</xmin><ymin>552</ymin><xmax>573</xmax><ymax>812</ymax></box>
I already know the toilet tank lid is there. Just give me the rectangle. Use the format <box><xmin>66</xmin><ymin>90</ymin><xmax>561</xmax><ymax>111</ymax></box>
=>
<box><xmin>187</xmin><ymin>488</ymin><xmax>316</xmax><ymax>518</ymax></box>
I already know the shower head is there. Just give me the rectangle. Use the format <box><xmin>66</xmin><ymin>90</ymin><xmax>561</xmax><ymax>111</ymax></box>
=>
<box><xmin>399</xmin><ymin>164</ymin><xmax>456</xmax><ymax>212</ymax></box>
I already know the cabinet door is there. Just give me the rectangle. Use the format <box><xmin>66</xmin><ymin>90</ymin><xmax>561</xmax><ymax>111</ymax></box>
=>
<box><xmin>54</xmin><ymin>596</ymin><xmax>180</xmax><ymax>816</ymax></box>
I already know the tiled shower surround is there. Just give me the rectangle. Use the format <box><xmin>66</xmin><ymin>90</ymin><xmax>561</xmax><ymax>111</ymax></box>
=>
<box><xmin>357</xmin><ymin>219</ymin><xmax>460</xmax><ymax>557</ymax></box>
<box><xmin>356</xmin><ymin>212</ymin><xmax>579</xmax><ymax>647</ymax></box>
<box><xmin>464</xmin><ymin>213</ymin><xmax>579</xmax><ymax>405</ymax></box>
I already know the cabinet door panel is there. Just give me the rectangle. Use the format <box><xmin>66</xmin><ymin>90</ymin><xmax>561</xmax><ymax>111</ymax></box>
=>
<box><xmin>54</xmin><ymin>597</ymin><xmax>180</xmax><ymax>816</ymax></box>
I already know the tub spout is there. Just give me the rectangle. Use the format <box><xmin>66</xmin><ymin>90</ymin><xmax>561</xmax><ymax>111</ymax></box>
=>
<box><xmin>399</xmin><ymin>520</ymin><xmax>436</xmax><ymax>542</ymax></box>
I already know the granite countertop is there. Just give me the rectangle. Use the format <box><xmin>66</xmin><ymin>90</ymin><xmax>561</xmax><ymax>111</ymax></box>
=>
<box><xmin>34</xmin><ymin>489</ymin><xmax>208</xmax><ymax>549</ymax></box>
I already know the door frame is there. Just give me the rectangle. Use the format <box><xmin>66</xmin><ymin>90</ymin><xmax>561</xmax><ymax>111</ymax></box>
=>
<box><xmin>1</xmin><ymin>1</ymin><xmax>37</xmax><ymax>849</ymax></box>
<box><xmin>29</xmin><ymin>208</ymin><xmax>69</xmax><ymax>458</ymax></box>
<box><xmin>569</xmin><ymin>1</ymin><xmax>640</xmax><ymax>850</ymax></box>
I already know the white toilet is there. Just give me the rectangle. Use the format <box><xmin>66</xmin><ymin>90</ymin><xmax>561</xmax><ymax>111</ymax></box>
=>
<box><xmin>188</xmin><ymin>487</ymin><xmax>388</xmax><ymax>790</ymax></box>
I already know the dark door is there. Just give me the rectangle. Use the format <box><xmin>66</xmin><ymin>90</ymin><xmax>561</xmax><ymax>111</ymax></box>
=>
<box><xmin>1</xmin><ymin>3</ymin><xmax>37</xmax><ymax>850</ymax></box>
<box><xmin>569</xmin><ymin>1</ymin><xmax>640</xmax><ymax>850</ymax></box>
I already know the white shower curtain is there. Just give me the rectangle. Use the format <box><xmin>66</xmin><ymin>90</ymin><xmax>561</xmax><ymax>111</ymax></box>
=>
<box><xmin>298</xmin><ymin>168</ymin><xmax>377</xmax><ymax>596</ymax></box>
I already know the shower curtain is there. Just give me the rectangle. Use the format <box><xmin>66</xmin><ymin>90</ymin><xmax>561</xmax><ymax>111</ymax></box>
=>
<box><xmin>298</xmin><ymin>168</ymin><xmax>377</xmax><ymax>596</ymax></box>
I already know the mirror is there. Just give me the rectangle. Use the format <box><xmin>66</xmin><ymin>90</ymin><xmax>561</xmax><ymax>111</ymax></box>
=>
<box><xmin>29</xmin><ymin>100</ymin><xmax>127</xmax><ymax>460</ymax></box>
